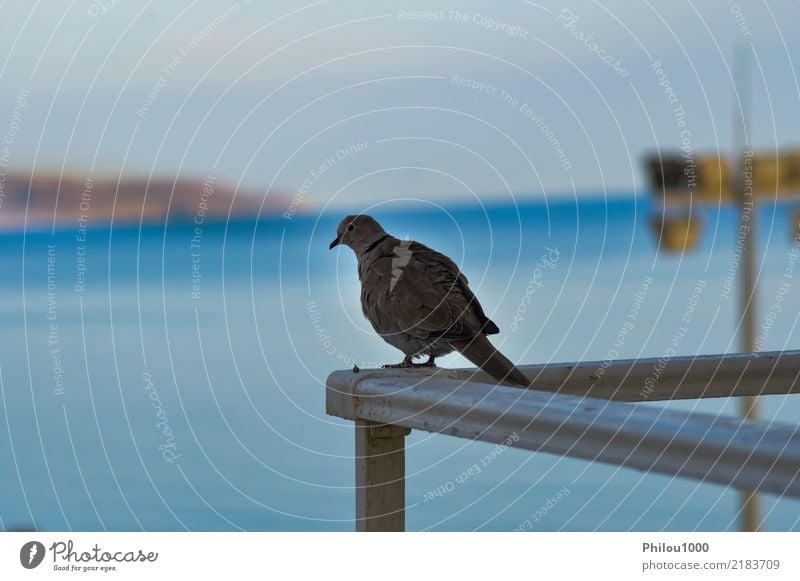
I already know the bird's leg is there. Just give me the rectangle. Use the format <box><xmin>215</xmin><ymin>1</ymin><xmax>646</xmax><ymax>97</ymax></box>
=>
<box><xmin>419</xmin><ymin>355</ymin><xmax>436</xmax><ymax>367</ymax></box>
<box><xmin>382</xmin><ymin>355</ymin><xmax>415</xmax><ymax>369</ymax></box>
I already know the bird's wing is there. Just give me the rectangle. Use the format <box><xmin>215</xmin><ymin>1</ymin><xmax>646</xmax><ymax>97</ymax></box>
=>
<box><xmin>385</xmin><ymin>242</ymin><xmax>495</xmax><ymax>340</ymax></box>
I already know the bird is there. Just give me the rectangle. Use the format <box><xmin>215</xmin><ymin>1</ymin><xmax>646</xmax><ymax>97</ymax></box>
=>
<box><xmin>330</xmin><ymin>215</ymin><xmax>529</xmax><ymax>387</ymax></box>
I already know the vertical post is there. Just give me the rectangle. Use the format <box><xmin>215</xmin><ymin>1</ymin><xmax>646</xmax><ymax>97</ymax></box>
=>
<box><xmin>734</xmin><ymin>41</ymin><xmax>761</xmax><ymax>532</ymax></box>
<box><xmin>738</xmin><ymin>186</ymin><xmax>761</xmax><ymax>532</ymax></box>
<box><xmin>355</xmin><ymin>420</ymin><xmax>409</xmax><ymax>532</ymax></box>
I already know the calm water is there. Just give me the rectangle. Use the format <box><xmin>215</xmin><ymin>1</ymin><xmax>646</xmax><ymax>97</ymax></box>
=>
<box><xmin>1</xmin><ymin>196</ymin><xmax>799</xmax><ymax>531</ymax></box>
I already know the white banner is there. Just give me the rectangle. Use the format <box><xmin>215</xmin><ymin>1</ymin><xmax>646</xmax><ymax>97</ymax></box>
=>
<box><xmin>1</xmin><ymin>532</ymin><xmax>798</xmax><ymax>580</ymax></box>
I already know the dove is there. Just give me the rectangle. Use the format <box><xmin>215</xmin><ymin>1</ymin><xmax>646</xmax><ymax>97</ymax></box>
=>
<box><xmin>330</xmin><ymin>215</ymin><xmax>529</xmax><ymax>387</ymax></box>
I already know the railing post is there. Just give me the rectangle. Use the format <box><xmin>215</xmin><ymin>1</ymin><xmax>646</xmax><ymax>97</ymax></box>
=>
<box><xmin>355</xmin><ymin>420</ymin><xmax>410</xmax><ymax>532</ymax></box>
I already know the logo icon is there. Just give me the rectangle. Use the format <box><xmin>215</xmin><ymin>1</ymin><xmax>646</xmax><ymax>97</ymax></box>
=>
<box><xmin>20</xmin><ymin>541</ymin><xmax>45</xmax><ymax>569</ymax></box>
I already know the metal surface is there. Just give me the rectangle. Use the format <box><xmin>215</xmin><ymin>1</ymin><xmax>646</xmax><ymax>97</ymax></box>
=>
<box><xmin>328</xmin><ymin>365</ymin><xmax>800</xmax><ymax>499</ymax></box>
<box><xmin>328</xmin><ymin>350</ymin><xmax>800</xmax><ymax>403</ymax></box>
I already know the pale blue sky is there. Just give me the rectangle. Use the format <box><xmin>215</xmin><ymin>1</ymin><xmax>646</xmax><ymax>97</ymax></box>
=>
<box><xmin>1</xmin><ymin>0</ymin><xmax>798</xmax><ymax>207</ymax></box>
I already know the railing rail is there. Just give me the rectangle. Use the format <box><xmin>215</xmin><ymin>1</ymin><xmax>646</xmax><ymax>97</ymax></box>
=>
<box><xmin>326</xmin><ymin>350</ymin><xmax>800</xmax><ymax>531</ymax></box>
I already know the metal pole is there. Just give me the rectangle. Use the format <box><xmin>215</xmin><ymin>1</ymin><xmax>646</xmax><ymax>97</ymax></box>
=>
<box><xmin>734</xmin><ymin>41</ymin><xmax>761</xmax><ymax>532</ymax></box>
<box><xmin>355</xmin><ymin>420</ymin><xmax>409</xmax><ymax>531</ymax></box>
<box><xmin>738</xmin><ymin>182</ymin><xmax>761</xmax><ymax>532</ymax></box>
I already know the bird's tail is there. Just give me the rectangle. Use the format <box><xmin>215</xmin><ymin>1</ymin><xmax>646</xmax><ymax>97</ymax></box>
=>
<box><xmin>451</xmin><ymin>335</ymin><xmax>529</xmax><ymax>388</ymax></box>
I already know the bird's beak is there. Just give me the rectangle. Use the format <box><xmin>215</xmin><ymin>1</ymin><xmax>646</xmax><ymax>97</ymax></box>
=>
<box><xmin>329</xmin><ymin>237</ymin><xmax>340</xmax><ymax>250</ymax></box>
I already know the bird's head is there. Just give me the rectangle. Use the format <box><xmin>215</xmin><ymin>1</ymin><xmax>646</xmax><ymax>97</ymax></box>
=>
<box><xmin>329</xmin><ymin>215</ymin><xmax>388</xmax><ymax>254</ymax></box>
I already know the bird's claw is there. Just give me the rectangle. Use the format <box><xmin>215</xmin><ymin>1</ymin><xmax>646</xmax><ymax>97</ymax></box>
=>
<box><xmin>382</xmin><ymin>358</ymin><xmax>436</xmax><ymax>369</ymax></box>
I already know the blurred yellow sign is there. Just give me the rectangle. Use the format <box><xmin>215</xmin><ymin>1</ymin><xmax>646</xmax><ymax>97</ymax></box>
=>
<box><xmin>645</xmin><ymin>150</ymin><xmax>800</xmax><ymax>201</ymax></box>
<box><xmin>751</xmin><ymin>151</ymin><xmax>800</xmax><ymax>195</ymax></box>
<box><xmin>650</xmin><ymin>213</ymin><xmax>702</xmax><ymax>253</ymax></box>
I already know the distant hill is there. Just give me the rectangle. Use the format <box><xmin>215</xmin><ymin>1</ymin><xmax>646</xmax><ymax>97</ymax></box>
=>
<box><xmin>0</xmin><ymin>173</ymin><xmax>302</xmax><ymax>230</ymax></box>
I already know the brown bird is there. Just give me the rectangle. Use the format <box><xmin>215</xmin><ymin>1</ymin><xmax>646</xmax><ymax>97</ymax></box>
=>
<box><xmin>330</xmin><ymin>215</ymin><xmax>529</xmax><ymax>387</ymax></box>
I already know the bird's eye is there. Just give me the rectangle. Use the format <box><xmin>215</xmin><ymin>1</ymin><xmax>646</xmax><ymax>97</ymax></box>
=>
<box><xmin>347</xmin><ymin>224</ymin><xmax>354</xmax><ymax>232</ymax></box>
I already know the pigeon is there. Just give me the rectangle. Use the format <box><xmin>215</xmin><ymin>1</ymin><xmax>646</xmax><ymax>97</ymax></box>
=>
<box><xmin>330</xmin><ymin>215</ymin><xmax>529</xmax><ymax>387</ymax></box>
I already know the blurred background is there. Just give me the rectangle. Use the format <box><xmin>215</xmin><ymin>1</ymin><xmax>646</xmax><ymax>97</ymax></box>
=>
<box><xmin>1</xmin><ymin>0</ymin><xmax>799</xmax><ymax>531</ymax></box>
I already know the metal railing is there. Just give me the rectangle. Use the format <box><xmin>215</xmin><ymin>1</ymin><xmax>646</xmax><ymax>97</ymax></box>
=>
<box><xmin>326</xmin><ymin>350</ymin><xmax>800</xmax><ymax>531</ymax></box>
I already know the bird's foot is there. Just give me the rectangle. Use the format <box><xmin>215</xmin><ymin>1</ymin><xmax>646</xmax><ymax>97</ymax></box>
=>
<box><xmin>382</xmin><ymin>356</ymin><xmax>413</xmax><ymax>369</ymax></box>
<box><xmin>382</xmin><ymin>356</ymin><xmax>437</xmax><ymax>369</ymax></box>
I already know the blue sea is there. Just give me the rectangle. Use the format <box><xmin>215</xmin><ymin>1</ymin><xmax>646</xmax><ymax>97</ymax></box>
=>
<box><xmin>1</xmin><ymin>196</ymin><xmax>799</xmax><ymax>531</ymax></box>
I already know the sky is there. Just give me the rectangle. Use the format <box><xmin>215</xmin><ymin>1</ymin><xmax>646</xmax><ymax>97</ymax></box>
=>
<box><xmin>0</xmin><ymin>0</ymin><xmax>799</xmax><ymax>208</ymax></box>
